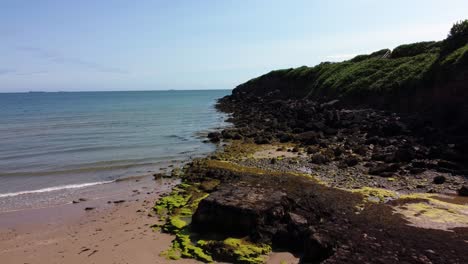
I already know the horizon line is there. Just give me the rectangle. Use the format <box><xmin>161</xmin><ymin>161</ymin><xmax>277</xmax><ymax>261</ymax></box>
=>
<box><xmin>0</xmin><ymin>88</ymin><xmax>233</xmax><ymax>94</ymax></box>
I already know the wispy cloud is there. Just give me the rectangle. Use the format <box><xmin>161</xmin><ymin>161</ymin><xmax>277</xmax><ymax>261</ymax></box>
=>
<box><xmin>17</xmin><ymin>45</ymin><xmax>128</xmax><ymax>74</ymax></box>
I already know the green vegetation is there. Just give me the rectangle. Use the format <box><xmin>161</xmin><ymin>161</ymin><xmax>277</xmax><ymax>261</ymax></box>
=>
<box><xmin>350</xmin><ymin>187</ymin><xmax>398</xmax><ymax>203</ymax></box>
<box><xmin>155</xmin><ymin>183</ymin><xmax>214</xmax><ymax>262</ymax></box>
<box><xmin>444</xmin><ymin>20</ymin><xmax>468</xmax><ymax>54</ymax></box>
<box><xmin>199</xmin><ymin>238</ymin><xmax>271</xmax><ymax>264</ymax></box>
<box><xmin>237</xmin><ymin>20</ymin><xmax>468</xmax><ymax>101</ymax></box>
<box><xmin>154</xmin><ymin>180</ymin><xmax>272</xmax><ymax>263</ymax></box>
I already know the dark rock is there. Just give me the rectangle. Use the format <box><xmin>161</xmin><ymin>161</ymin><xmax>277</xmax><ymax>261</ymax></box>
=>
<box><xmin>369</xmin><ymin>163</ymin><xmax>399</xmax><ymax>176</ymax></box>
<box><xmin>437</xmin><ymin>160</ymin><xmax>461</xmax><ymax>170</ymax></box>
<box><xmin>85</xmin><ymin>207</ymin><xmax>95</xmax><ymax>211</ymax></box>
<box><xmin>382</xmin><ymin>121</ymin><xmax>407</xmax><ymax>136</ymax></box>
<box><xmin>393</xmin><ymin>147</ymin><xmax>415</xmax><ymax>162</ymax></box>
<box><xmin>305</xmin><ymin>121</ymin><xmax>326</xmax><ymax>131</ymax></box>
<box><xmin>432</xmin><ymin>176</ymin><xmax>446</xmax><ymax>184</ymax></box>
<box><xmin>113</xmin><ymin>200</ymin><xmax>126</xmax><ymax>204</ymax></box>
<box><xmin>254</xmin><ymin>136</ymin><xmax>271</xmax><ymax>144</ymax></box>
<box><xmin>323</xmin><ymin>127</ymin><xmax>338</xmax><ymax>135</ymax></box>
<box><xmin>221</xmin><ymin>129</ymin><xmax>233</xmax><ymax>139</ymax></box>
<box><xmin>353</xmin><ymin>145</ymin><xmax>368</xmax><ymax>156</ymax></box>
<box><xmin>310</xmin><ymin>154</ymin><xmax>330</xmax><ymax>164</ymax></box>
<box><xmin>371</xmin><ymin>153</ymin><xmax>388</xmax><ymax>161</ymax></box>
<box><xmin>297</xmin><ymin>131</ymin><xmax>319</xmax><ymax>145</ymax></box>
<box><xmin>306</xmin><ymin>146</ymin><xmax>320</xmax><ymax>154</ymax></box>
<box><xmin>277</xmin><ymin>132</ymin><xmax>293</xmax><ymax>143</ymax></box>
<box><xmin>457</xmin><ymin>185</ymin><xmax>468</xmax><ymax>196</ymax></box>
<box><xmin>208</xmin><ymin>132</ymin><xmax>221</xmax><ymax>143</ymax></box>
<box><xmin>302</xmin><ymin>232</ymin><xmax>334</xmax><ymax>262</ymax></box>
<box><xmin>344</xmin><ymin>156</ymin><xmax>359</xmax><ymax>167</ymax></box>
<box><xmin>192</xmin><ymin>185</ymin><xmax>286</xmax><ymax>236</ymax></box>
<box><xmin>409</xmin><ymin>168</ymin><xmax>426</xmax><ymax>174</ymax></box>
<box><xmin>333</xmin><ymin>147</ymin><xmax>344</xmax><ymax>157</ymax></box>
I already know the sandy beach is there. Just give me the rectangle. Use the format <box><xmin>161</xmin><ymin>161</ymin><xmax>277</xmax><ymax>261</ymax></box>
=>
<box><xmin>0</xmin><ymin>176</ymin><xmax>202</xmax><ymax>264</ymax></box>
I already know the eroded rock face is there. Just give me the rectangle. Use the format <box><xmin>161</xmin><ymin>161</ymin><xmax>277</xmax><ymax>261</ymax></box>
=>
<box><xmin>191</xmin><ymin>179</ymin><xmax>342</xmax><ymax>262</ymax></box>
<box><xmin>192</xmin><ymin>184</ymin><xmax>286</xmax><ymax>236</ymax></box>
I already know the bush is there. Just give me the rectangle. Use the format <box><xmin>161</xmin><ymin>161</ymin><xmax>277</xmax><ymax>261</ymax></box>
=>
<box><xmin>391</xmin><ymin>42</ymin><xmax>441</xmax><ymax>58</ymax></box>
<box><xmin>443</xmin><ymin>20</ymin><xmax>468</xmax><ymax>53</ymax></box>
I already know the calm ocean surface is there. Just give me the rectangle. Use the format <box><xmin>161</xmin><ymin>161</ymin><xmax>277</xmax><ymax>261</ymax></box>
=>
<box><xmin>0</xmin><ymin>90</ymin><xmax>230</xmax><ymax>211</ymax></box>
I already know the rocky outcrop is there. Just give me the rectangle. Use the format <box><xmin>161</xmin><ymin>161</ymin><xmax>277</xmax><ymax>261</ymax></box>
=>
<box><xmin>184</xmin><ymin>159</ymin><xmax>468</xmax><ymax>263</ymax></box>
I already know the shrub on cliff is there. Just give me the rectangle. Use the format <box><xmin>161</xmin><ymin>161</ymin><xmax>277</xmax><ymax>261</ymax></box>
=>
<box><xmin>443</xmin><ymin>20</ymin><xmax>468</xmax><ymax>53</ymax></box>
<box><xmin>391</xmin><ymin>41</ymin><xmax>441</xmax><ymax>58</ymax></box>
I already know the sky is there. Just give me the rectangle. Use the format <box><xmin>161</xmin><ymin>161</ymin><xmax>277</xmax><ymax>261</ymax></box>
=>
<box><xmin>0</xmin><ymin>0</ymin><xmax>467</xmax><ymax>92</ymax></box>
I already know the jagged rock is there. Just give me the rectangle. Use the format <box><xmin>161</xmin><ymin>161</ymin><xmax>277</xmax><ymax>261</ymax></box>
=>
<box><xmin>288</xmin><ymin>212</ymin><xmax>308</xmax><ymax>226</ymax></box>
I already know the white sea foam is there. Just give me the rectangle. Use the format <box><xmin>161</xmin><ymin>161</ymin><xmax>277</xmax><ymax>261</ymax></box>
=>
<box><xmin>0</xmin><ymin>180</ymin><xmax>115</xmax><ymax>198</ymax></box>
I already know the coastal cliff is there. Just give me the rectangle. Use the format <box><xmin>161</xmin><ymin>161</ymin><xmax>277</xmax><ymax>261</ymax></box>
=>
<box><xmin>154</xmin><ymin>21</ymin><xmax>468</xmax><ymax>263</ymax></box>
<box><xmin>229</xmin><ymin>20</ymin><xmax>468</xmax><ymax>123</ymax></box>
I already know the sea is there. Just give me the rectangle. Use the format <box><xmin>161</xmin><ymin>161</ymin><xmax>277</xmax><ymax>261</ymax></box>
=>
<box><xmin>0</xmin><ymin>90</ymin><xmax>230</xmax><ymax>212</ymax></box>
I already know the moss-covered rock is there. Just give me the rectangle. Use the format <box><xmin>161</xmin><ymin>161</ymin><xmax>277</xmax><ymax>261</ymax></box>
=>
<box><xmin>199</xmin><ymin>238</ymin><xmax>271</xmax><ymax>264</ymax></box>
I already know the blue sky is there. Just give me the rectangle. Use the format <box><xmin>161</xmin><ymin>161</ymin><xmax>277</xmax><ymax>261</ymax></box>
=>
<box><xmin>0</xmin><ymin>0</ymin><xmax>467</xmax><ymax>92</ymax></box>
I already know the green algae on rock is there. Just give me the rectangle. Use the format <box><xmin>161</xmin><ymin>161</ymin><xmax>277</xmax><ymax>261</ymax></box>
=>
<box><xmin>199</xmin><ymin>238</ymin><xmax>271</xmax><ymax>264</ymax></box>
<box><xmin>154</xmin><ymin>182</ymin><xmax>214</xmax><ymax>262</ymax></box>
<box><xmin>154</xmin><ymin>181</ymin><xmax>274</xmax><ymax>263</ymax></box>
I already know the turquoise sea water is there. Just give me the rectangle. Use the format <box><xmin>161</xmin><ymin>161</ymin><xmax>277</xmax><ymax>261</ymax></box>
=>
<box><xmin>0</xmin><ymin>90</ymin><xmax>229</xmax><ymax>210</ymax></box>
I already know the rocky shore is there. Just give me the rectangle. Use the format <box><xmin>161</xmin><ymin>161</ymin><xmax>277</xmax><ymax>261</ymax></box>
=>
<box><xmin>152</xmin><ymin>94</ymin><xmax>467</xmax><ymax>263</ymax></box>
